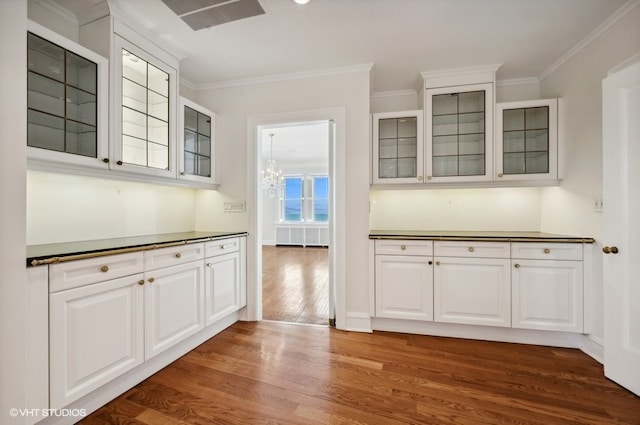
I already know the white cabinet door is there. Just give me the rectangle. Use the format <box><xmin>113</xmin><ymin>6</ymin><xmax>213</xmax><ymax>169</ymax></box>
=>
<box><xmin>511</xmin><ymin>259</ymin><xmax>583</xmax><ymax>333</ymax></box>
<box><xmin>144</xmin><ymin>261</ymin><xmax>204</xmax><ymax>359</ymax></box>
<box><xmin>602</xmin><ymin>61</ymin><xmax>640</xmax><ymax>396</ymax></box>
<box><xmin>178</xmin><ymin>97</ymin><xmax>216</xmax><ymax>186</ymax></box>
<box><xmin>434</xmin><ymin>257</ymin><xmax>511</xmax><ymax>327</ymax></box>
<box><xmin>49</xmin><ymin>274</ymin><xmax>144</xmax><ymax>409</ymax></box>
<box><xmin>375</xmin><ymin>255</ymin><xmax>433</xmax><ymax>321</ymax></box>
<box><xmin>205</xmin><ymin>251</ymin><xmax>241</xmax><ymax>325</ymax></box>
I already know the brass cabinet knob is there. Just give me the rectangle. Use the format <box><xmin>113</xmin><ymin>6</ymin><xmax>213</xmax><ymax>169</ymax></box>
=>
<box><xmin>148</xmin><ymin>277</ymin><xmax>155</xmax><ymax>283</ymax></box>
<box><xmin>427</xmin><ymin>176</ymin><xmax>433</xmax><ymax>180</ymax></box>
<box><xmin>514</xmin><ymin>264</ymin><xmax>520</xmax><ymax>269</ymax></box>
<box><xmin>468</xmin><ymin>247</ymin><xmax>475</xmax><ymax>252</ymax></box>
<box><xmin>102</xmin><ymin>158</ymin><xmax>109</xmax><ymax>163</ymax></box>
<box><xmin>418</xmin><ymin>176</ymin><xmax>423</xmax><ymax>181</ymax></box>
<box><xmin>428</xmin><ymin>261</ymin><xmax>433</xmax><ymax>265</ymax></box>
<box><xmin>400</xmin><ymin>245</ymin><xmax>406</xmax><ymax>251</ymax></box>
<box><xmin>602</xmin><ymin>246</ymin><xmax>619</xmax><ymax>254</ymax></box>
<box><xmin>116</xmin><ymin>160</ymin><xmax>123</xmax><ymax>166</ymax></box>
<box><xmin>498</xmin><ymin>173</ymin><xmax>503</xmax><ymax>178</ymax></box>
<box><xmin>100</xmin><ymin>265</ymin><xmax>109</xmax><ymax>272</ymax></box>
<box><xmin>137</xmin><ymin>279</ymin><xmax>145</xmax><ymax>286</ymax></box>
<box><xmin>544</xmin><ymin>248</ymin><xmax>551</xmax><ymax>254</ymax></box>
<box><xmin>435</xmin><ymin>261</ymin><xmax>441</xmax><ymax>266</ymax></box>
<box><xmin>175</xmin><ymin>253</ymin><xmax>182</xmax><ymax>258</ymax></box>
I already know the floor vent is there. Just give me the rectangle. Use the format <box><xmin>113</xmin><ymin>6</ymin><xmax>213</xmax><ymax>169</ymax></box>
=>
<box><xmin>160</xmin><ymin>0</ymin><xmax>265</xmax><ymax>31</ymax></box>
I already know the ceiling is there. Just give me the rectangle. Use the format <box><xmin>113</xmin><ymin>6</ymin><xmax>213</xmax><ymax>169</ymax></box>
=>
<box><xmin>52</xmin><ymin>0</ymin><xmax>629</xmax><ymax>93</ymax></box>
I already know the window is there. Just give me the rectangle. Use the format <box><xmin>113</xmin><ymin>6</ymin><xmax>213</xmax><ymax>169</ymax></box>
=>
<box><xmin>281</xmin><ymin>175</ymin><xmax>329</xmax><ymax>222</ymax></box>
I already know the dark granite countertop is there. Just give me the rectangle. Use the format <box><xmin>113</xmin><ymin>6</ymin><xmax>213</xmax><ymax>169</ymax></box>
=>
<box><xmin>369</xmin><ymin>230</ymin><xmax>594</xmax><ymax>243</ymax></box>
<box><xmin>27</xmin><ymin>231</ymin><xmax>248</xmax><ymax>266</ymax></box>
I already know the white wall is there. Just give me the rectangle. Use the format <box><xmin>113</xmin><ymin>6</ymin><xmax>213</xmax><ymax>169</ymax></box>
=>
<box><xmin>0</xmin><ymin>1</ymin><xmax>27</xmax><ymax>423</ymax></box>
<box><xmin>27</xmin><ymin>172</ymin><xmax>197</xmax><ymax>245</ymax></box>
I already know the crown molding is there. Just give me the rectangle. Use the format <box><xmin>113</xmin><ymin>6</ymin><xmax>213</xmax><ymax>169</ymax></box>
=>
<box><xmin>496</xmin><ymin>77</ymin><xmax>540</xmax><ymax>87</ymax></box>
<box><xmin>34</xmin><ymin>0</ymin><xmax>78</xmax><ymax>25</ymax></box>
<box><xmin>194</xmin><ymin>63</ymin><xmax>374</xmax><ymax>91</ymax></box>
<box><xmin>607</xmin><ymin>52</ymin><xmax>640</xmax><ymax>75</ymax></box>
<box><xmin>539</xmin><ymin>0</ymin><xmax>640</xmax><ymax>82</ymax></box>
<box><xmin>76</xmin><ymin>1</ymin><xmax>110</xmax><ymax>26</ymax></box>
<box><xmin>179</xmin><ymin>76</ymin><xmax>196</xmax><ymax>92</ymax></box>
<box><xmin>419</xmin><ymin>64</ymin><xmax>502</xmax><ymax>80</ymax></box>
<box><xmin>370</xmin><ymin>89</ymin><xmax>417</xmax><ymax>99</ymax></box>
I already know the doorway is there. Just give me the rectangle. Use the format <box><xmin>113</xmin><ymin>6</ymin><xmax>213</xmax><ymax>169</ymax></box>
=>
<box><xmin>259</xmin><ymin>121</ymin><xmax>332</xmax><ymax>325</ymax></box>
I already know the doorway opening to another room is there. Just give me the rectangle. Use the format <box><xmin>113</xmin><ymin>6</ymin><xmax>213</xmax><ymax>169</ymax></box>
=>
<box><xmin>259</xmin><ymin>122</ymin><xmax>332</xmax><ymax>325</ymax></box>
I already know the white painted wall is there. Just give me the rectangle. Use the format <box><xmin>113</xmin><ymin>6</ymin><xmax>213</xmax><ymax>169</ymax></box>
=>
<box><xmin>0</xmin><ymin>2</ymin><xmax>27</xmax><ymax>423</ymax></box>
<box><xmin>27</xmin><ymin>172</ymin><xmax>197</xmax><ymax>245</ymax></box>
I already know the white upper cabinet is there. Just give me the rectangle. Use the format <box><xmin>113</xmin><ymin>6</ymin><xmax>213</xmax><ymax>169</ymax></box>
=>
<box><xmin>178</xmin><ymin>97</ymin><xmax>217</xmax><ymax>186</ymax></box>
<box><xmin>26</xmin><ymin>21</ymin><xmax>109</xmax><ymax>170</ymax></box>
<box><xmin>372</xmin><ymin>110</ymin><xmax>424</xmax><ymax>184</ymax></box>
<box><xmin>495</xmin><ymin>98</ymin><xmax>559</xmax><ymax>181</ymax></box>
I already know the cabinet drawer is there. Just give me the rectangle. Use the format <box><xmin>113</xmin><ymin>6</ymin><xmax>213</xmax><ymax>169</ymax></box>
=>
<box><xmin>375</xmin><ymin>240</ymin><xmax>433</xmax><ymax>256</ymax></box>
<box><xmin>511</xmin><ymin>243</ymin><xmax>582</xmax><ymax>261</ymax></box>
<box><xmin>205</xmin><ymin>237</ymin><xmax>240</xmax><ymax>257</ymax></box>
<box><xmin>49</xmin><ymin>252</ymin><xmax>144</xmax><ymax>293</ymax></box>
<box><xmin>434</xmin><ymin>241</ymin><xmax>510</xmax><ymax>258</ymax></box>
<box><xmin>144</xmin><ymin>243</ymin><xmax>205</xmax><ymax>271</ymax></box>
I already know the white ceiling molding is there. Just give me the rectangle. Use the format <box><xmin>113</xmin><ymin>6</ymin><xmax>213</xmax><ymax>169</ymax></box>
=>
<box><xmin>496</xmin><ymin>77</ymin><xmax>540</xmax><ymax>87</ymax></box>
<box><xmin>76</xmin><ymin>1</ymin><xmax>110</xmax><ymax>26</ymax></box>
<box><xmin>539</xmin><ymin>0</ymin><xmax>640</xmax><ymax>82</ymax></box>
<box><xmin>34</xmin><ymin>0</ymin><xmax>79</xmax><ymax>25</ymax></box>
<box><xmin>607</xmin><ymin>52</ymin><xmax>640</xmax><ymax>75</ymax></box>
<box><xmin>370</xmin><ymin>89</ymin><xmax>417</xmax><ymax>99</ymax></box>
<box><xmin>179</xmin><ymin>76</ymin><xmax>196</xmax><ymax>92</ymax></box>
<box><xmin>194</xmin><ymin>63</ymin><xmax>374</xmax><ymax>91</ymax></box>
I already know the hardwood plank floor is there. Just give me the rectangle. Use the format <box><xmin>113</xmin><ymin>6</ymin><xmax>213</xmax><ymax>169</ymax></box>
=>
<box><xmin>262</xmin><ymin>246</ymin><xmax>329</xmax><ymax>325</ymax></box>
<box><xmin>81</xmin><ymin>321</ymin><xmax>640</xmax><ymax>425</ymax></box>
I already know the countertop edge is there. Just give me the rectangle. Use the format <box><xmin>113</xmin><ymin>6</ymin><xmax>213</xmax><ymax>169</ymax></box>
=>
<box><xmin>27</xmin><ymin>231</ymin><xmax>248</xmax><ymax>267</ymax></box>
<box><xmin>369</xmin><ymin>233</ymin><xmax>595</xmax><ymax>244</ymax></box>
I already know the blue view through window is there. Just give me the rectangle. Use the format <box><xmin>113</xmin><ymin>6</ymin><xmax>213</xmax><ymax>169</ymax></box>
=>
<box><xmin>313</xmin><ymin>176</ymin><xmax>329</xmax><ymax>221</ymax></box>
<box><xmin>284</xmin><ymin>177</ymin><xmax>303</xmax><ymax>221</ymax></box>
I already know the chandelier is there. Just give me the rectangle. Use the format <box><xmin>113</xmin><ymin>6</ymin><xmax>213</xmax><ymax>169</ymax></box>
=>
<box><xmin>262</xmin><ymin>133</ymin><xmax>284</xmax><ymax>198</ymax></box>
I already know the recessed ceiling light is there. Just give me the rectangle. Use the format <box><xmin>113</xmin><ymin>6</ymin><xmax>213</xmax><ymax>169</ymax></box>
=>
<box><xmin>293</xmin><ymin>0</ymin><xmax>310</xmax><ymax>4</ymax></box>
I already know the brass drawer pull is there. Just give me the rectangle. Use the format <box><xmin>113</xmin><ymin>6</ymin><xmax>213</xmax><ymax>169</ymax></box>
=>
<box><xmin>148</xmin><ymin>277</ymin><xmax>155</xmax><ymax>283</ymax></box>
<box><xmin>602</xmin><ymin>246</ymin><xmax>619</xmax><ymax>254</ymax></box>
<box><xmin>400</xmin><ymin>245</ymin><xmax>406</xmax><ymax>251</ymax></box>
<box><xmin>435</xmin><ymin>261</ymin><xmax>441</xmax><ymax>266</ymax></box>
<box><xmin>514</xmin><ymin>264</ymin><xmax>520</xmax><ymax>269</ymax></box>
<box><xmin>468</xmin><ymin>247</ymin><xmax>475</xmax><ymax>253</ymax></box>
<box><xmin>137</xmin><ymin>279</ymin><xmax>145</xmax><ymax>286</ymax></box>
<box><xmin>544</xmin><ymin>248</ymin><xmax>551</xmax><ymax>254</ymax></box>
<box><xmin>100</xmin><ymin>265</ymin><xmax>109</xmax><ymax>273</ymax></box>
<box><xmin>175</xmin><ymin>253</ymin><xmax>182</xmax><ymax>258</ymax></box>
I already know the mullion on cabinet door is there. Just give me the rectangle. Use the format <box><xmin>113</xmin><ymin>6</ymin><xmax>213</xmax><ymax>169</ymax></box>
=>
<box><xmin>372</xmin><ymin>110</ymin><xmax>422</xmax><ymax>184</ymax></box>
<box><xmin>178</xmin><ymin>97</ymin><xmax>216</xmax><ymax>186</ymax></box>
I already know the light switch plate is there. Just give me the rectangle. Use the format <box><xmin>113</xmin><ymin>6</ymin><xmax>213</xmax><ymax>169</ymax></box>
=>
<box><xmin>224</xmin><ymin>201</ymin><xmax>246</xmax><ymax>212</ymax></box>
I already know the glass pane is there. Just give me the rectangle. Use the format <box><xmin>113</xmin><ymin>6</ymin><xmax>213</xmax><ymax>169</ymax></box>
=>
<box><xmin>122</xmin><ymin>107</ymin><xmax>147</xmax><ymax>140</ymax></box>
<box><xmin>184</xmin><ymin>106</ymin><xmax>197</xmax><ymax>131</ymax></box>
<box><xmin>397</xmin><ymin>158</ymin><xmax>417</xmax><ymax>178</ymax></box>
<box><xmin>397</xmin><ymin>117</ymin><xmax>416</xmax><ymax>138</ymax></box>
<box><xmin>66</xmin><ymin>86</ymin><xmax>96</xmax><ymax>126</ymax></box>
<box><xmin>197</xmin><ymin>155</ymin><xmax>211</xmax><ymax>177</ymax></box>
<box><xmin>65</xmin><ymin>121</ymin><xmax>96</xmax><ymax>157</ymax></box>
<box><xmin>148</xmin><ymin>116</ymin><xmax>168</xmax><ymax>146</ymax></box>
<box><xmin>459</xmin><ymin>133</ymin><xmax>484</xmax><ymax>155</ymax></box>
<box><xmin>198</xmin><ymin>112</ymin><xmax>211</xmax><ymax>136</ymax></box>
<box><xmin>122</xmin><ymin>135</ymin><xmax>146</xmax><ymax>166</ymax></box>
<box><xmin>122</xmin><ymin>79</ymin><xmax>146</xmax><ymax>113</ymax></box>
<box><xmin>198</xmin><ymin>134</ymin><xmax>211</xmax><ymax>156</ymax></box>
<box><xmin>314</xmin><ymin>200</ymin><xmax>329</xmax><ymax>221</ymax></box>
<box><xmin>379</xmin><ymin>139</ymin><xmax>397</xmax><ymax>159</ymax></box>
<box><xmin>433</xmin><ymin>135</ymin><xmax>458</xmax><ymax>156</ymax></box>
<box><xmin>432</xmin><ymin>94</ymin><xmax>457</xmax><ymax>115</ymax></box>
<box><xmin>379</xmin><ymin>159</ymin><xmax>397</xmax><ymax>178</ymax></box>
<box><xmin>314</xmin><ymin>176</ymin><xmax>329</xmax><ymax>198</ymax></box>
<box><xmin>66</xmin><ymin>51</ymin><xmax>96</xmax><ymax>94</ymax></box>
<box><xmin>148</xmin><ymin>63</ymin><xmax>169</xmax><ymax>97</ymax></box>
<box><xmin>526</xmin><ymin>152</ymin><xmax>549</xmax><ymax>174</ymax></box>
<box><xmin>526</xmin><ymin>107</ymin><xmax>548</xmax><ymax>129</ymax></box>
<box><xmin>27</xmin><ymin>110</ymin><xmax>64</xmax><ymax>151</ymax></box>
<box><xmin>432</xmin><ymin>114</ymin><xmax>457</xmax><ymax>136</ymax></box>
<box><xmin>459</xmin><ymin>154</ymin><xmax>485</xmax><ymax>175</ymax></box>
<box><xmin>122</xmin><ymin>49</ymin><xmax>146</xmax><ymax>86</ymax></box>
<box><xmin>503</xmin><ymin>109</ymin><xmax>524</xmax><ymax>131</ymax></box>
<box><xmin>285</xmin><ymin>177</ymin><xmax>303</xmax><ymax>198</ymax></box>
<box><xmin>148</xmin><ymin>91</ymin><xmax>168</xmax><ymax>122</ymax></box>
<box><xmin>184</xmin><ymin>151</ymin><xmax>196</xmax><ymax>175</ymax></box>
<box><xmin>148</xmin><ymin>141</ymin><xmax>169</xmax><ymax>170</ymax></box>
<box><xmin>433</xmin><ymin>156</ymin><xmax>458</xmax><ymax>177</ymax></box>
<box><xmin>184</xmin><ymin>129</ymin><xmax>196</xmax><ymax>153</ymax></box>
<box><xmin>504</xmin><ymin>152</ymin><xmax>525</xmax><ymax>174</ymax></box>
<box><xmin>379</xmin><ymin>118</ymin><xmax>397</xmax><ymax>139</ymax></box>
<box><xmin>397</xmin><ymin>138</ymin><xmax>416</xmax><ymax>158</ymax></box>
<box><xmin>284</xmin><ymin>200</ymin><xmax>302</xmax><ymax>221</ymax></box>
<box><xmin>526</xmin><ymin>129</ymin><xmax>548</xmax><ymax>152</ymax></box>
<box><xmin>458</xmin><ymin>91</ymin><xmax>484</xmax><ymax>113</ymax></box>
<box><xmin>27</xmin><ymin>33</ymin><xmax>64</xmax><ymax>82</ymax></box>
<box><xmin>504</xmin><ymin>131</ymin><xmax>525</xmax><ymax>152</ymax></box>
<box><xmin>28</xmin><ymin>72</ymin><xmax>64</xmax><ymax>116</ymax></box>
<box><xmin>459</xmin><ymin>112</ymin><xmax>484</xmax><ymax>134</ymax></box>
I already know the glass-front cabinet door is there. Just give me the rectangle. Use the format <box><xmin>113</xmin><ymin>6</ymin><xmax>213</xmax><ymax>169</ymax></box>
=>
<box><xmin>26</xmin><ymin>21</ymin><xmax>108</xmax><ymax>169</ymax></box>
<box><xmin>425</xmin><ymin>83</ymin><xmax>493</xmax><ymax>183</ymax></box>
<box><xmin>372</xmin><ymin>110</ymin><xmax>424</xmax><ymax>184</ymax></box>
<box><xmin>112</xmin><ymin>34</ymin><xmax>177</xmax><ymax>179</ymax></box>
<box><xmin>495</xmin><ymin>99</ymin><xmax>558</xmax><ymax>181</ymax></box>
<box><xmin>178</xmin><ymin>97</ymin><xmax>216</xmax><ymax>186</ymax></box>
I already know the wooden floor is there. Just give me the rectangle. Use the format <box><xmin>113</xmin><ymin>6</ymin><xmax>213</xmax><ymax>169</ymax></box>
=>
<box><xmin>81</xmin><ymin>320</ymin><xmax>640</xmax><ymax>424</ymax></box>
<box><xmin>262</xmin><ymin>245</ymin><xmax>329</xmax><ymax>325</ymax></box>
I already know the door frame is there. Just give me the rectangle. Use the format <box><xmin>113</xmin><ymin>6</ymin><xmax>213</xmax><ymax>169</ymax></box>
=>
<box><xmin>246</xmin><ymin>107</ymin><xmax>346</xmax><ymax>328</ymax></box>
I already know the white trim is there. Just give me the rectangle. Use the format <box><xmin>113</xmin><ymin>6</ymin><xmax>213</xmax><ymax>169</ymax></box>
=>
<box><xmin>539</xmin><ymin>0</ymin><xmax>640</xmax><ymax>82</ymax></box>
<box><xmin>180</xmin><ymin>76</ymin><xmax>197</xmax><ymax>92</ymax></box>
<box><xmin>496</xmin><ymin>77</ymin><xmax>540</xmax><ymax>87</ymax></box>
<box><xmin>370</xmin><ymin>89</ymin><xmax>417</xmax><ymax>99</ymax></box>
<box><xmin>196</xmin><ymin>63</ymin><xmax>374</xmax><ymax>91</ymax></box>
<box><xmin>608</xmin><ymin>52</ymin><xmax>640</xmax><ymax>75</ymax></box>
<box><xmin>34</xmin><ymin>0</ymin><xmax>79</xmax><ymax>25</ymax></box>
<box><xmin>345</xmin><ymin>312</ymin><xmax>373</xmax><ymax>333</ymax></box>
<box><xmin>76</xmin><ymin>1</ymin><xmax>110</xmax><ymax>26</ymax></box>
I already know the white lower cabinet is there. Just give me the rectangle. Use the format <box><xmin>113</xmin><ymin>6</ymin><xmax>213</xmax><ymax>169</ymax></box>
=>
<box><xmin>144</xmin><ymin>260</ymin><xmax>205</xmax><ymax>359</ymax></box>
<box><xmin>205</xmin><ymin>251</ymin><xmax>241</xmax><ymax>325</ymax></box>
<box><xmin>434</xmin><ymin>256</ymin><xmax>511</xmax><ymax>327</ymax></box>
<box><xmin>49</xmin><ymin>273</ymin><xmax>145</xmax><ymax>410</ymax></box>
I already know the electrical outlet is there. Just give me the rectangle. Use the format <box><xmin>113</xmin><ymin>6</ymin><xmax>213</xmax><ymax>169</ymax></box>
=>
<box><xmin>593</xmin><ymin>197</ymin><xmax>603</xmax><ymax>212</ymax></box>
<box><xmin>223</xmin><ymin>201</ymin><xmax>246</xmax><ymax>212</ymax></box>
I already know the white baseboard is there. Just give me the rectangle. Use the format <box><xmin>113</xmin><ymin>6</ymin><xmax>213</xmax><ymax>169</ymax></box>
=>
<box><xmin>345</xmin><ymin>312</ymin><xmax>372</xmax><ymax>333</ymax></box>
